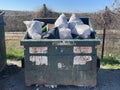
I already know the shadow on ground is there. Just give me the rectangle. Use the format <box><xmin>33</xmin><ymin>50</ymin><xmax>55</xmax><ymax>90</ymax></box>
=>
<box><xmin>0</xmin><ymin>65</ymin><xmax>120</xmax><ymax>90</ymax></box>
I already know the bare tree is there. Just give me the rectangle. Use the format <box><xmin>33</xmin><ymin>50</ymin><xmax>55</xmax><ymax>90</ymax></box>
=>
<box><xmin>112</xmin><ymin>0</ymin><xmax>120</xmax><ymax>12</ymax></box>
<box><xmin>34</xmin><ymin>4</ymin><xmax>59</xmax><ymax>18</ymax></box>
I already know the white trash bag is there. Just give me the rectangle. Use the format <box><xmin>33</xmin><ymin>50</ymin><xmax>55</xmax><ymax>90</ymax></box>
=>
<box><xmin>54</xmin><ymin>13</ymin><xmax>68</xmax><ymax>28</ymax></box>
<box><xmin>68</xmin><ymin>13</ymin><xmax>84</xmax><ymax>35</ymax></box>
<box><xmin>24</xmin><ymin>20</ymin><xmax>44</xmax><ymax>39</ymax></box>
<box><xmin>55</xmin><ymin>13</ymin><xmax>73</xmax><ymax>39</ymax></box>
<box><xmin>59</xmin><ymin>27</ymin><xmax>73</xmax><ymax>39</ymax></box>
<box><xmin>75</xmin><ymin>24</ymin><xmax>93</xmax><ymax>39</ymax></box>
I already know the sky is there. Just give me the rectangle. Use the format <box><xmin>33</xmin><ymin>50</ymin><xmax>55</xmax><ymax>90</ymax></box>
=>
<box><xmin>0</xmin><ymin>0</ymin><xmax>115</xmax><ymax>12</ymax></box>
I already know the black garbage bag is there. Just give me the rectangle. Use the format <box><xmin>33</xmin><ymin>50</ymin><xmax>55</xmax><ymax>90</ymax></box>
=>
<box><xmin>42</xmin><ymin>27</ymin><xmax>60</xmax><ymax>39</ymax></box>
<box><xmin>90</xmin><ymin>31</ymin><xmax>96</xmax><ymax>39</ymax></box>
<box><xmin>72</xmin><ymin>31</ymin><xmax>96</xmax><ymax>39</ymax></box>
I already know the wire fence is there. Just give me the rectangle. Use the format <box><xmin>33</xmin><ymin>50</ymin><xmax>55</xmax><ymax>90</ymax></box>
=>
<box><xmin>5</xmin><ymin>29</ymin><xmax>120</xmax><ymax>60</ymax></box>
<box><xmin>4</xmin><ymin>6</ymin><xmax>120</xmax><ymax>60</ymax></box>
<box><xmin>96</xmin><ymin>29</ymin><xmax>120</xmax><ymax>59</ymax></box>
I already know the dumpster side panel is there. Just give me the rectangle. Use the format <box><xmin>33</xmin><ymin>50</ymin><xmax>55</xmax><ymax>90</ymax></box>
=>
<box><xmin>0</xmin><ymin>12</ymin><xmax>6</xmax><ymax>72</ymax></box>
<box><xmin>21</xmin><ymin>18</ymin><xmax>100</xmax><ymax>87</ymax></box>
<box><xmin>22</xmin><ymin>40</ymin><xmax>99</xmax><ymax>87</ymax></box>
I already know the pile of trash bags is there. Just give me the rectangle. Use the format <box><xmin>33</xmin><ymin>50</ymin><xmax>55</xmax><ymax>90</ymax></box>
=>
<box><xmin>24</xmin><ymin>13</ymin><xmax>95</xmax><ymax>39</ymax></box>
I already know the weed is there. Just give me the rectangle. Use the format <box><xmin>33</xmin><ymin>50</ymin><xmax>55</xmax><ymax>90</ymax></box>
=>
<box><xmin>6</xmin><ymin>40</ymin><xmax>24</xmax><ymax>60</ymax></box>
<box><xmin>101</xmin><ymin>56</ymin><xmax>120</xmax><ymax>69</ymax></box>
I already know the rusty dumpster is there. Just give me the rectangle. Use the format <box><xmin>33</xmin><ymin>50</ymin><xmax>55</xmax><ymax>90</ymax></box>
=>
<box><xmin>21</xmin><ymin>18</ymin><xmax>100</xmax><ymax>87</ymax></box>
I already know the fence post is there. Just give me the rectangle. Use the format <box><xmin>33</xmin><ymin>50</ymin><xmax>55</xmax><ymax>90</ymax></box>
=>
<box><xmin>101</xmin><ymin>6</ymin><xmax>111</xmax><ymax>59</ymax></box>
<box><xmin>101</xmin><ymin>24</ymin><xmax>106</xmax><ymax>59</ymax></box>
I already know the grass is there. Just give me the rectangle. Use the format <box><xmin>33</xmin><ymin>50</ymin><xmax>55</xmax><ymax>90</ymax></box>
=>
<box><xmin>101</xmin><ymin>56</ymin><xmax>120</xmax><ymax>69</ymax></box>
<box><xmin>6</xmin><ymin>40</ymin><xmax>24</xmax><ymax>60</ymax></box>
<box><xmin>5</xmin><ymin>40</ymin><xmax>120</xmax><ymax>69</ymax></box>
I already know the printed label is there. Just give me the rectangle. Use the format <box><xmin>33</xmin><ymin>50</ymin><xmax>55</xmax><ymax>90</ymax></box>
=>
<box><xmin>74</xmin><ymin>46</ymin><xmax>92</xmax><ymax>53</ymax></box>
<box><xmin>29</xmin><ymin>47</ymin><xmax>48</xmax><ymax>53</ymax></box>
<box><xmin>73</xmin><ymin>56</ymin><xmax>92</xmax><ymax>65</ymax></box>
<box><xmin>30</xmin><ymin>56</ymin><xmax>48</xmax><ymax>65</ymax></box>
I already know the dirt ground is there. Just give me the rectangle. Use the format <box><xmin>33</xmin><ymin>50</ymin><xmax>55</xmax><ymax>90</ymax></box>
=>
<box><xmin>0</xmin><ymin>63</ymin><xmax>120</xmax><ymax>90</ymax></box>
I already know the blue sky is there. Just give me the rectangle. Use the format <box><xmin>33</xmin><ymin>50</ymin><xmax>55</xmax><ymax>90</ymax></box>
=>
<box><xmin>0</xmin><ymin>0</ymin><xmax>115</xmax><ymax>12</ymax></box>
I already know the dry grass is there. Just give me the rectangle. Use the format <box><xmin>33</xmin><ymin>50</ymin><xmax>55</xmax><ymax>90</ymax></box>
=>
<box><xmin>96</xmin><ymin>29</ymin><xmax>120</xmax><ymax>59</ymax></box>
<box><xmin>5</xmin><ymin>39</ymin><xmax>120</xmax><ymax>69</ymax></box>
<box><xmin>5</xmin><ymin>40</ymin><xmax>24</xmax><ymax>60</ymax></box>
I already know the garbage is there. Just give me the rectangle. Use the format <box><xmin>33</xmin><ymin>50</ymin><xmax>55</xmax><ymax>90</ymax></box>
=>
<box><xmin>24</xmin><ymin>13</ymin><xmax>94</xmax><ymax>39</ymax></box>
<box><xmin>42</xmin><ymin>25</ymin><xmax>47</xmax><ymax>32</ymax></box>
<box><xmin>42</xmin><ymin>27</ymin><xmax>73</xmax><ymax>39</ymax></box>
<box><xmin>68</xmin><ymin>13</ymin><xmax>84</xmax><ymax>35</ymax></box>
<box><xmin>75</xmin><ymin>24</ymin><xmax>93</xmax><ymax>39</ymax></box>
<box><xmin>54</xmin><ymin>13</ymin><xmax>68</xmax><ymax>28</ymax></box>
<box><xmin>68</xmin><ymin>14</ymin><xmax>94</xmax><ymax>39</ymax></box>
<box><xmin>54</xmin><ymin>13</ymin><xmax>73</xmax><ymax>39</ymax></box>
<box><xmin>42</xmin><ymin>27</ymin><xmax>59</xmax><ymax>39</ymax></box>
<box><xmin>23</xmin><ymin>20</ymin><xmax>44</xmax><ymax>39</ymax></box>
<box><xmin>58</xmin><ymin>27</ymin><xmax>73</xmax><ymax>39</ymax></box>
<box><xmin>44</xmin><ymin>85</ymin><xmax>57</xmax><ymax>88</ymax></box>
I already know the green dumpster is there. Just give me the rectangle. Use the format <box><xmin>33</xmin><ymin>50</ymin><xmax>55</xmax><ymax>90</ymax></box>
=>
<box><xmin>0</xmin><ymin>11</ymin><xmax>6</xmax><ymax>72</ymax></box>
<box><xmin>21</xmin><ymin>18</ymin><xmax>100</xmax><ymax>87</ymax></box>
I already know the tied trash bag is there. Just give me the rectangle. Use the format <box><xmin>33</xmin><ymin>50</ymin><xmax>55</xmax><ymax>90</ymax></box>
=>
<box><xmin>75</xmin><ymin>24</ymin><xmax>93</xmax><ymax>39</ymax></box>
<box><xmin>68</xmin><ymin>13</ymin><xmax>84</xmax><ymax>35</ymax></box>
<box><xmin>42</xmin><ymin>27</ymin><xmax>73</xmax><ymax>39</ymax></box>
<box><xmin>68</xmin><ymin>14</ymin><xmax>93</xmax><ymax>39</ymax></box>
<box><xmin>59</xmin><ymin>27</ymin><xmax>73</xmax><ymax>39</ymax></box>
<box><xmin>24</xmin><ymin>20</ymin><xmax>44</xmax><ymax>39</ymax></box>
<box><xmin>54</xmin><ymin>13</ymin><xmax>73</xmax><ymax>39</ymax></box>
<box><xmin>54</xmin><ymin>13</ymin><xmax>68</xmax><ymax>28</ymax></box>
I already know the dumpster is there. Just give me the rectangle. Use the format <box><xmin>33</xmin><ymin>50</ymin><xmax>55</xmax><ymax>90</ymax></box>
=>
<box><xmin>0</xmin><ymin>11</ymin><xmax>6</xmax><ymax>72</ymax></box>
<box><xmin>21</xmin><ymin>18</ymin><xmax>100</xmax><ymax>87</ymax></box>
